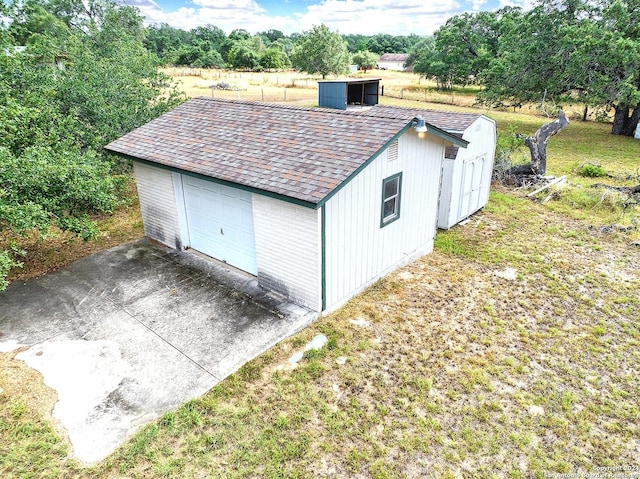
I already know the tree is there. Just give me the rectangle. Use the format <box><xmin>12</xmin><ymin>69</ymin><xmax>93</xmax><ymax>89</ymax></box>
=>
<box><xmin>432</xmin><ymin>12</ymin><xmax>501</xmax><ymax>86</ymax></box>
<box><xmin>291</xmin><ymin>24</ymin><xmax>349</xmax><ymax>78</ymax></box>
<box><xmin>351</xmin><ymin>49</ymin><xmax>378</xmax><ymax>70</ymax></box>
<box><xmin>228</xmin><ymin>42</ymin><xmax>259</xmax><ymax>70</ymax></box>
<box><xmin>478</xmin><ymin>0</ymin><xmax>640</xmax><ymax>136</ymax></box>
<box><xmin>409</xmin><ymin>36</ymin><xmax>458</xmax><ymax>89</ymax></box>
<box><xmin>508</xmin><ymin>111</ymin><xmax>571</xmax><ymax>177</ymax></box>
<box><xmin>260</xmin><ymin>45</ymin><xmax>288</xmax><ymax>70</ymax></box>
<box><xmin>0</xmin><ymin>0</ymin><xmax>184</xmax><ymax>289</ymax></box>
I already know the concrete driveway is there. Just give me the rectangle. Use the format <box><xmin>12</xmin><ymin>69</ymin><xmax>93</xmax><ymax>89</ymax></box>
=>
<box><xmin>0</xmin><ymin>239</ymin><xmax>316</xmax><ymax>463</ymax></box>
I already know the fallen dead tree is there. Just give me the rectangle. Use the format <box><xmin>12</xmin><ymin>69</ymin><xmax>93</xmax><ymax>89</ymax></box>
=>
<box><xmin>505</xmin><ymin>111</ymin><xmax>570</xmax><ymax>184</ymax></box>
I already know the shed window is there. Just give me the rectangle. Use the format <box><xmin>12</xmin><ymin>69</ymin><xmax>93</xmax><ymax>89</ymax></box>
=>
<box><xmin>381</xmin><ymin>173</ymin><xmax>402</xmax><ymax>227</ymax></box>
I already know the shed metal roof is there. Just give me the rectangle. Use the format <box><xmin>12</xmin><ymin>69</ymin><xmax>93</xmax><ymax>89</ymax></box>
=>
<box><xmin>378</xmin><ymin>53</ymin><xmax>409</xmax><ymax>62</ymax></box>
<box><xmin>105</xmin><ymin>98</ymin><xmax>477</xmax><ymax>205</ymax></box>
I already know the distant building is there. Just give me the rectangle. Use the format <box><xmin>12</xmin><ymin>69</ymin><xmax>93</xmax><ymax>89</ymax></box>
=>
<box><xmin>377</xmin><ymin>53</ymin><xmax>410</xmax><ymax>71</ymax></box>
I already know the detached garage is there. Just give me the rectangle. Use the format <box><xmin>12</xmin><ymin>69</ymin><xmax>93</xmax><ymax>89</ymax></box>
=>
<box><xmin>106</xmin><ymin>98</ymin><xmax>494</xmax><ymax>313</ymax></box>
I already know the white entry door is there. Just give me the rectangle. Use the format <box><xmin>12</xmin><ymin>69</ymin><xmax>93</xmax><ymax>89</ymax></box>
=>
<box><xmin>182</xmin><ymin>176</ymin><xmax>257</xmax><ymax>275</ymax></box>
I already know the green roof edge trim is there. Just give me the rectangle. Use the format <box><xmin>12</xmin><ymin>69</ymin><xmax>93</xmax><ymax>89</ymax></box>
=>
<box><xmin>316</xmin><ymin>122</ymin><xmax>412</xmax><ymax>207</ymax></box>
<box><xmin>107</xmin><ymin>152</ymin><xmax>318</xmax><ymax>210</ymax></box>
<box><xmin>427</xmin><ymin>123</ymin><xmax>469</xmax><ymax>148</ymax></box>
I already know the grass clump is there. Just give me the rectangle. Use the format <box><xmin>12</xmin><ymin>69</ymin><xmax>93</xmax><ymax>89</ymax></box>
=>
<box><xmin>577</xmin><ymin>163</ymin><xmax>608</xmax><ymax>178</ymax></box>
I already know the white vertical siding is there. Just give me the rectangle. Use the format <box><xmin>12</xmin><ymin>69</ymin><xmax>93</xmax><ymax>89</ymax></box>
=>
<box><xmin>438</xmin><ymin>116</ymin><xmax>497</xmax><ymax>229</ymax></box>
<box><xmin>324</xmin><ymin>129</ymin><xmax>444</xmax><ymax>312</ymax></box>
<box><xmin>252</xmin><ymin>196</ymin><xmax>321</xmax><ymax>311</ymax></box>
<box><xmin>133</xmin><ymin>162</ymin><xmax>182</xmax><ymax>249</ymax></box>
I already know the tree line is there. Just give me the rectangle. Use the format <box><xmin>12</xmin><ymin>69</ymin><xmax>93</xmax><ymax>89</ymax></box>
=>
<box><xmin>144</xmin><ymin>23</ymin><xmax>420</xmax><ymax>71</ymax></box>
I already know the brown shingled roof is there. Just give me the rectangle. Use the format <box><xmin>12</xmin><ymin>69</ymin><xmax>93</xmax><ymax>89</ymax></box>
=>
<box><xmin>354</xmin><ymin>105</ymin><xmax>481</xmax><ymax>133</ymax></box>
<box><xmin>378</xmin><ymin>53</ymin><xmax>409</xmax><ymax>62</ymax></box>
<box><xmin>105</xmin><ymin>98</ymin><xmax>477</xmax><ymax>205</ymax></box>
<box><xmin>106</xmin><ymin>98</ymin><xmax>413</xmax><ymax>205</ymax></box>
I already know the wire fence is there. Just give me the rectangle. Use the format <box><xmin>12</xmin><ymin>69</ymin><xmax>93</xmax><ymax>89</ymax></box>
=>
<box><xmin>380</xmin><ymin>85</ymin><xmax>477</xmax><ymax>108</ymax></box>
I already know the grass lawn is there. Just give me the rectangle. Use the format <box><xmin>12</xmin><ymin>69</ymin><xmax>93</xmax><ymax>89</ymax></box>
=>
<box><xmin>1</xmin><ymin>71</ymin><xmax>639</xmax><ymax>478</ymax></box>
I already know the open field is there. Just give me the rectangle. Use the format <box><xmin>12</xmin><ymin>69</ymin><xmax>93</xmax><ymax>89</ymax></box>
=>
<box><xmin>2</xmin><ymin>72</ymin><xmax>640</xmax><ymax>478</ymax></box>
<box><xmin>166</xmin><ymin>67</ymin><xmax>594</xmax><ymax>118</ymax></box>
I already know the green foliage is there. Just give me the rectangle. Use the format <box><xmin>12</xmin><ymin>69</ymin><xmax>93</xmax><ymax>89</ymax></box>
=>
<box><xmin>351</xmin><ymin>49</ymin><xmax>378</xmax><ymax>70</ymax></box>
<box><xmin>0</xmin><ymin>0</ymin><xmax>184</xmax><ymax>289</ymax></box>
<box><xmin>477</xmin><ymin>0</ymin><xmax>640</xmax><ymax>136</ymax></box>
<box><xmin>343</xmin><ymin>33</ymin><xmax>423</xmax><ymax>54</ymax></box>
<box><xmin>577</xmin><ymin>164</ymin><xmax>608</xmax><ymax>178</ymax></box>
<box><xmin>291</xmin><ymin>24</ymin><xmax>349</xmax><ymax>79</ymax></box>
<box><xmin>228</xmin><ymin>42</ymin><xmax>260</xmax><ymax>70</ymax></box>
<box><xmin>260</xmin><ymin>46</ymin><xmax>289</xmax><ymax>70</ymax></box>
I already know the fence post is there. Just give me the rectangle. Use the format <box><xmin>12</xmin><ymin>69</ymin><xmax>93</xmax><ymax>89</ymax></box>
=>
<box><xmin>284</xmin><ymin>88</ymin><xmax>287</xmax><ymax>101</ymax></box>
<box><xmin>262</xmin><ymin>89</ymin><xmax>264</xmax><ymax>101</ymax></box>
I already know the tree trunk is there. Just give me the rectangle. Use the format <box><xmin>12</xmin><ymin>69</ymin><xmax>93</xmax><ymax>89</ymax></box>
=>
<box><xmin>611</xmin><ymin>104</ymin><xmax>640</xmax><ymax>136</ymax></box>
<box><xmin>510</xmin><ymin>110</ymin><xmax>570</xmax><ymax>177</ymax></box>
<box><xmin>612</xmin><ymin>105</ymin><xmax>629</xmax><ymax>135</ymax></box>
<box><xmin>623</xmin><ymin>106</ymin><xmax>640</xmax><ymax>137</ymax></box>
<box><xmin>582</xmin><ymin>105</ymin><xmax>588</xmax><ymax>121</ymax></box>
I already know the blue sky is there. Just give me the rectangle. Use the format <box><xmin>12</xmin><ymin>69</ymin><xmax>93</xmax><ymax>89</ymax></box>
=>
<box><xmin>123</xmin><ymin>0</ymin><xmax>528</xmax><ymax>36</ymax></box>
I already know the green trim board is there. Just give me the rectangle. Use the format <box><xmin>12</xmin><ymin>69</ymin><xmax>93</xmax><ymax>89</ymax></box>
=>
<box><xmin>321</xmin><ymin>205</ymin><xmax>326</xmax><ymax>312</ymax></box>
<box><xmin>426</xmin><ymin>124</ymin><xmax>469</xmax><ymax>148</ymax></box>
<box><xmin>109</xmin><ymin>152</ymin><xmax>318</xmax><ymax>210</ymax></box>
<box><xmin>380</xmin><ymin>172</ymin><xmax>402</xmax><ymax>228</ymax></box>
<box><xmin>110</xmin><ymin>116</ymin><xmax>466</xmax><ymax>212</ymax></box>
<box><xmin>317</xmin><ymin>122</ymin><xmax>412</xmax><ymax>207</ymax></box>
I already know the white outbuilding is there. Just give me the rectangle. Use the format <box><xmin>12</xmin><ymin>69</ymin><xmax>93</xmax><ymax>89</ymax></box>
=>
<box><xmin>106</xmin><ymin>98</ymin><xmax>495</xmax><ymax>313</ymax></box>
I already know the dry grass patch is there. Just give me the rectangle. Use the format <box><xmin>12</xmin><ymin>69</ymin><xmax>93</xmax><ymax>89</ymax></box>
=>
<box><xmin>2</xmin><ymin>203</ymin><xmax>143</xmax><ymax>284</ymax></box>
<box><xmin>83</xmin><ymin>191</ymin><xmax>640</xmax><ymax>479</ymax></box>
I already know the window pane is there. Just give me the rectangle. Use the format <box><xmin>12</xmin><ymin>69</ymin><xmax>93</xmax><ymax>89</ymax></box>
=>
<box><xmin>384</xmin><ymin>178</ymin><xmax>398</xmax><ymax>199</ymax></box>
<box><xmin>383</xmin><ymin>198</ymin><xmax>396</xmax><ymax>218</ymax></box>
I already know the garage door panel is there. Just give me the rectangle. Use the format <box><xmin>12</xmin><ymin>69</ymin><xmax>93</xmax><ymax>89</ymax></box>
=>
<box><xmin>182</xmin><ymin>176</ymin><xmax>257</xmax><ymax>275</ymax></box>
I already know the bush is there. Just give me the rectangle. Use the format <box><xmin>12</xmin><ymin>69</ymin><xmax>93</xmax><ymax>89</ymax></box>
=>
<box><xmin>577</xmin><ymin>163</ymin><xmax>607</xmax><ymax>178</ymax></box>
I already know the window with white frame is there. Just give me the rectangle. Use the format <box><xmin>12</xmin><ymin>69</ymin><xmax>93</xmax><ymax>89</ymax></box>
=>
<box><xmin>381</xmin><ymin>172</ymin><xmax>402</xmax><ymax>227</ymax></box>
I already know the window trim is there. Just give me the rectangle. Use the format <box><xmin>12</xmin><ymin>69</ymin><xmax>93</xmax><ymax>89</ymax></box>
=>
<box><xmin>380</xmin><ymin>172</ymin><xmax>402</xmax><ymax>227</ymax></box>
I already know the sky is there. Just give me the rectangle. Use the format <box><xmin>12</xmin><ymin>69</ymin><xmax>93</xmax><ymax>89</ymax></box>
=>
<box><xmin>123</xmin><ymin>0</ymin><xmax>529</xmax><ymax>37</ymax></box>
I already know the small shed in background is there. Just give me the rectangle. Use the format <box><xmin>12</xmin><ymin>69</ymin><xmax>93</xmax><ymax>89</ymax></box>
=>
<box><xmin>377</xmin><ymin>53</ymin><xmax>410</xmax><ymax>71</ymax></box>
<box><xmin>436</xmin><ymin>118</ymin><xmax>496</xmax><ymax>229</ymax></box>
<box><xmin>318</xmin><ymin>79</ymin><xmax>380</xmax><ymax>110</ymax></box>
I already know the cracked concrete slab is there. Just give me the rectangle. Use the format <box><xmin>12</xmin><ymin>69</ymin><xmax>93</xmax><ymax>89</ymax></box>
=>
<box><xmin>0</xmin><ymin>239</ymin><xmax>316</xmax><ymax>464</ymax></box>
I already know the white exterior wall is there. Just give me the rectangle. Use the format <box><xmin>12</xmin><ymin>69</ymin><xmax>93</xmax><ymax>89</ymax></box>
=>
<box><xmin>252</xmin><ymin>195</ymin><xmax>321</xmax><ymax>311</ymax></box>
<box><xmin>323</xmin><ymin>130</ymin><xmax>444</xmax><ymax>312</ymax></box>
<box><xmin>377</xmin><ymin>61</ymin><xmax>406</xmax><ymax>71</ymax></box>
<box><xmin>437</xmin><ymin>116</ymin><xmax>497</xmax><ymax>229</ymax></box>
<box><xmin>133</xmin><ymin>162</ymin><xmax>183</xmax><ymax>250</ymax></box>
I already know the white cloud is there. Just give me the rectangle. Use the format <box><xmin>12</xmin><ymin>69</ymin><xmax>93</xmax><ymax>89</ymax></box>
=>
<box><xmin>496</xmin><ymin>0</ymin><xmax>535</xmax><ymax>8</ymax></box>
<box><xmin>127</xmin><ymin>0</ymin><xmax>462</xmax><ymax>35</ymax></box>
<box><xmin>296</xmin><ymin>0</ymin><xmax>461</xmax><ymax>35</ymax></box>
<box><xmin>469</xmin><ymin>0</ymin><xmax>487</xmax><ymax>11</ymax></box>
<box><xmin>129</xmin><ymin>0</ymin><xmax>299</xmax><ymax>33</ymax></box>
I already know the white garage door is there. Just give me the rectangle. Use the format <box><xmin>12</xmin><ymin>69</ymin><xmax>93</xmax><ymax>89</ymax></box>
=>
<box><xmin>182</xmin><ymin>176</ymin><xmax>257</xmax><ymax>275</ymax></box>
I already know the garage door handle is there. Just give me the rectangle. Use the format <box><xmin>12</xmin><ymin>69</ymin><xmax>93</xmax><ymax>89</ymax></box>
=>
<box><xmin>220</xmin><ymin>228</ymin><xmax>224</xmax><ymax>235</ymax></box>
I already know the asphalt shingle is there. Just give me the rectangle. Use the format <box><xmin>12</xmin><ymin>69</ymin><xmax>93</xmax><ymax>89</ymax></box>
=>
<box><xmin>105</xmin><ymin>98</ymin><xmax>481</xmax><ymax>204</ymax></box>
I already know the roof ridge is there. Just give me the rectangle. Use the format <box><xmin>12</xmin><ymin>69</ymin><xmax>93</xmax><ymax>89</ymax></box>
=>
<box><xmin>373</xmin><ymin>104</ymin><xmax>482</xmax><ymax>118</ymax></box>
<box><xmin>193</xmin><ymin>96</ymin><xmax>362</xmax><ymax>117</ymax></box>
